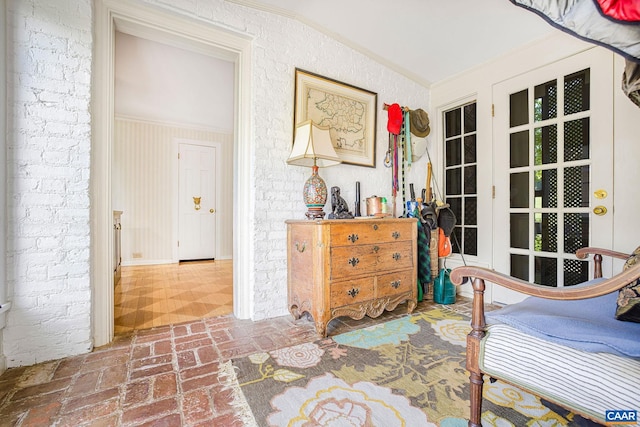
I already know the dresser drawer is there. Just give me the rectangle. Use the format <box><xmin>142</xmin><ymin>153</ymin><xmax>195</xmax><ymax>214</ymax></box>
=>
<box><xmin>376</xmin><ymin>270</ymin><xmax>414</xmax><ymax>297</ymax></box>
<box><xmin>288</xmin><ymin>222</ymin><xmax>315</xmax><ymax>301</ymax></box>
<box><xmin>329</xmin><ymin>221</ymin><xmax>414</xmax><ymax>246</ymax></box>
<box><xmin>330</xmin><ymin>277</ymin><xmax>374</xmax><ymax>308</ymax></box>
<box><xmin>374</xmin><ymin>241</ymin><xmax>413</xmax><ymax>272</ymax></box>
<box><xmin>330</xmin><ymin>240</ymin><xmax>413</xmax><ymax>280</ymax></box>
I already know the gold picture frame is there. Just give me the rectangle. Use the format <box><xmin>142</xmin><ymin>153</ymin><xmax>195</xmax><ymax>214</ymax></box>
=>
<box><xmin>294</xmin><ymin>68</ymin><xmax>377</xmax><ymax>168</ymax></box>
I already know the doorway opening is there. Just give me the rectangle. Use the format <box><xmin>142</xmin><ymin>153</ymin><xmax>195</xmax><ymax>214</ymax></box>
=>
<box><xmin>112</xmin><ymin>31</ymin><xmax>235</xmax><ymax>334</ymax></box>
<box><xmin>93</xmin><ymin>0</ymin><xmax>253</xmax><ymax>347</ymax></box>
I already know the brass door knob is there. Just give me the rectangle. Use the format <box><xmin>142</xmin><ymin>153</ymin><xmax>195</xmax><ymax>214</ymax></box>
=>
<box><xmin>210</xmin><ymin>209</ymin><xmax>215</xmax><ymax>213</ymax></box>
<box><xmin>594</xmin><ymin>189</ymin><xmax>608</xmax><ymax>199</ymax></box>
<box><xmin>593</xmin><ymin>205</ymin><xmax>607</xmax><ymax>216</ymax></box>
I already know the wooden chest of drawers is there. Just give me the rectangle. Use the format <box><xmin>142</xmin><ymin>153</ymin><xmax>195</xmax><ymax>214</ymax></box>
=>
<box><xmin>286</xmin><ymin>218</ymin><xmax>418</xmax><ymax>336</ymax></box>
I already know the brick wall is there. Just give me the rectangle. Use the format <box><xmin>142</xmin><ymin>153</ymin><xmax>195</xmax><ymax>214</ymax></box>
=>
<box><xmin>0</xmin><ymin>0</ymin><xmax>7</xmax><ymax>373</ymax></box>
<box><xmin>3</xmin><ymin>0</ymin><xmax>430</xmax><ymax>367</ymax></box>
<box><xmin>4</xmin><ymin>0</ymin><xmax>93</xmax><ymax>366</ymax></box>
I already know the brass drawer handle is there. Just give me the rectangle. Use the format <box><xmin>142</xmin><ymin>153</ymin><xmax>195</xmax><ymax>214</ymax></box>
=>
<box><xmin>347</xmin><ymin>288</ymin><xmax>360</xmax><ymax>298</ymax></box>
<box><xmin>390</xmin><ymin>280</ymin><xmax>401</xmax><ymax>289</ymax></box>
<box><xmin>373</xmin><ymin>224</ymin><xmax>378</xmax><ymax>230</ymax></box>
<box><xmin>372</xmin><ymin>245</ymin><xmax>379</xmax><ymax>252</ymax></box>
<box><xmin>348</xmin><ymin>257</ymin><xmax>360</xmax><ymax>267</ymax></box>
<box><xmin>348</xmin><ymin>233</ymin><xmax>359</xmax><ymax>243</ymax></box>
<box><xmin>392</xmin><ymin>231</ymin><xmax>400</xmax><ymax>239</ymax></box>
<box><xmin>392</xmin><ymin>253</ymin><xmax>401</xmax><ymax>261</ymax></box>
<box><xmin>295</xmin><ymin>241</ymin><xmax>306</xmax><ymax>253</ymax></box>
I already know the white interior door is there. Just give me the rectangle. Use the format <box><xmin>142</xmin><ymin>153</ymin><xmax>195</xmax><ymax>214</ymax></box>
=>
<box><xmin>179</xmin><ymin>143</ymin><xmax>217</xmax><ymax>261</ymax></box>
<box><xmin>492</xmin><ymin>48</ymin><xmax>614</xmax><ymax>305</ymax></box>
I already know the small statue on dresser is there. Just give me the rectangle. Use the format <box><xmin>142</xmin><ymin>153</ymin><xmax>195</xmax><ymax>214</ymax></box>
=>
<box><xmin>328</xmin><ymin>186</ymin><xmax>354</xmax><ymax>219</ymax></box>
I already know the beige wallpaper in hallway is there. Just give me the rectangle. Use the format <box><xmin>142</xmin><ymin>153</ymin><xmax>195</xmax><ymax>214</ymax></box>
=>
<box><xmin>114</xmin><ymin>117</ymin><xmax>233</xmax><ymax>265</ymax></box>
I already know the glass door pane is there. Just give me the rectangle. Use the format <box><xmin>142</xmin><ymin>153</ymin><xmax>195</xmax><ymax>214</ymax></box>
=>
<box><xmin>506</xmin><ymin>69</ymin><xmax>593</xmax><ymax>287</ymax></box>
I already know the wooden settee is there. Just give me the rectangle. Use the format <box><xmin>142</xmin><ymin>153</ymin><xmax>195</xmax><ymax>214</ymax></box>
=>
<box><xmin>450</xmin><ymin>247</ymin><xmax>640</xmax><ymax>426</ymax></box>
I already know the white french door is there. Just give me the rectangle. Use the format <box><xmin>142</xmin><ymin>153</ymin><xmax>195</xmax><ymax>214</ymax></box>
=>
<box><xmin>178</xmin><ymin>143</ymin><xmax>217</xmax><ymax>261</ymax></box>
<box><xmin>492</xmin><ymin>48</ymin><xmax>614</xmax><ymax>305</ymax></box>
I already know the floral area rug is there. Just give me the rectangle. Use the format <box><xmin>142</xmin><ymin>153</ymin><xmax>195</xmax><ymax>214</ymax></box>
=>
<box><xmin>231</xmin><ymin>306</ymin><xmax>602</xmax><ymax>426</ymax></box>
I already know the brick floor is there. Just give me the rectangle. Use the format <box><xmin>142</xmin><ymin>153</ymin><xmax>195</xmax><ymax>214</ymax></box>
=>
<box><xmin>0</xmin><ymin>299</ymin><xmax>475</xmax><ymax>426</ymax></box>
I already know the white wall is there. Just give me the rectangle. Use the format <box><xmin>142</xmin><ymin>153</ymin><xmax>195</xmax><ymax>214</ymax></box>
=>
<box><xmin>0</xmin><ymin>0</ymin><xmax>8</xmax><ymax>373</ymax></box>
<box><xmin>3</xmin><ymin>0</ymin><xmax>430</xmax><ymax>367</ymax></box>
<box><xmin>611</xmin><ymin>56</ymin><xmax>640</xmax><ymax>263</ymax></box>
<box><xmin>4</xmin><ymin>0</ymin><xmax>93</xmax><ymax>367</ymax></box>
<box><xmin>430</xmin><ymin>32</ymin><xmax>640</xmax><ymax>296</ymax></box>
<box><xmin>114</xmin><ymin>31</ymin><xmax>235</xmax><ymax>132</ymax></box>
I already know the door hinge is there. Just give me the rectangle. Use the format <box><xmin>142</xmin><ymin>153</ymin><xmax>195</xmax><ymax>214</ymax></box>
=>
<box><xmin>492</xmin><ymin>104</ymin><xmax>495</xmax><ymax>117</ymax></box>
<box><xmin>177</xmin><ymin>241</ymin><xmax>180</xmax><ymax>247</ymax></box>
<box><xmin>492</xmin><ymin>185</ymin><xmax>496</xmax><ymax>199</ymax></box>
<box><xmin>178</xmin><ymin>153</ymin><xmax>180</xmax><ymax>159</ymax></box>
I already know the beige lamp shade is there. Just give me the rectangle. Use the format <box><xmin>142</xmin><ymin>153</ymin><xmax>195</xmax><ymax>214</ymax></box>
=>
<box><xmin>287</xmin><ymin>120</ymin><xmax>341</xmax><ymax>219</ymax></box>
<box><xmin>287</xmin><ymin>120</ymin><xmax>342</xmax><ymax>167</ymax></box>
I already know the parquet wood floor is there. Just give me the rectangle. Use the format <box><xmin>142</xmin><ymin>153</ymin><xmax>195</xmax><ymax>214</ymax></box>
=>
<box><xmin>114</xmin><ymin>259</ymin><xmax>233</xmax><ymax>335</ymax></box>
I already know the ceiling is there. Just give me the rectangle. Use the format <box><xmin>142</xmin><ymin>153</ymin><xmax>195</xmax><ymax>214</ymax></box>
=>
<box><xmin>229</xmin><ymin>0</ymin><xmax>556</xmax><ymax>87</ymax></box>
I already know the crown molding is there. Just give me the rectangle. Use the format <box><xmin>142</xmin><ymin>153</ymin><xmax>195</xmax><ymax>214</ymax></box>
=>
<box><xmin>226</xmin><ymin>0</ymin><xmax>297</xmax><ymax>19</ymax></box>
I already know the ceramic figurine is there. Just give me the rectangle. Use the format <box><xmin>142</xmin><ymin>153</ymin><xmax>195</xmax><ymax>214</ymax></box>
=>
<box><xmin>328</xmin><ymin>186</ymin><xmax>353</xmax><ymax>219</ymax></box>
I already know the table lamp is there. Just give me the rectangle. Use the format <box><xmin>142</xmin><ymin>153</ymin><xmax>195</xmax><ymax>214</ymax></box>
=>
<box><xmin>287</xmin><ymin>120</ymin><xmax>341</xmax><ymax>219</ymax></box>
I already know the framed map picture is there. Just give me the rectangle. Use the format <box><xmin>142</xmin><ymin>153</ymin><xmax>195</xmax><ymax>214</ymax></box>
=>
<box><xmin>294</xmin><ymin>69</ymin><xmax>377</xmax><ymax>168</ymax></box>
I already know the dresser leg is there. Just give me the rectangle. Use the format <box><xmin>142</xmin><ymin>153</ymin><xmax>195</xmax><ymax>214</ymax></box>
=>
<box><xmin>289</xmin><ymin>304</ymin><xmax>302</xmax><ymax>320</ymax></box>
<box><xmin>315</xmin><ymin>320</ymin><xmax>328</xmax><ymax>337</ymax></box>
<box><xmin>407</xmin><ymin>299</ymin><xmax>417</xmax><ymax>314</ymax></box>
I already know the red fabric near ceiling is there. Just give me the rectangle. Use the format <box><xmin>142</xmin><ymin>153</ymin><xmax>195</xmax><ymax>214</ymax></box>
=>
<box><xmin>596</xmin><ymin>0</ymin><xmax>640</xmax><ymax>22</ymax></box>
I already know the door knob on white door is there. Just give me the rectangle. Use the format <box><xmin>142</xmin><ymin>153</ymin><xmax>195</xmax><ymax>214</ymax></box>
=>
<box><xmin>210</xmin><ymin>209</ymin><xmax>215</xmax><ymax>213</ymax></box>
<box><xmin>593</xmin><ymin>205</ymin><xmax>607</xmax><ymax>216</ymax></box>
<box><xmin>594</xmin><ymin>189</ymin><xmax>608</xmax><ymax>199</ymax></box>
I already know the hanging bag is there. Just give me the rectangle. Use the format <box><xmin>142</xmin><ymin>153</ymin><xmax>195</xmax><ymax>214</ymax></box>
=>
<box><xmin>438</xmin><ymin>227</ymin><xmax>452</xmax><ymax>257</ymax></box>
<box><xmin>437</xmin><ymin>205</ymin><xmax>456</xmax><ymax>257</ymax></box>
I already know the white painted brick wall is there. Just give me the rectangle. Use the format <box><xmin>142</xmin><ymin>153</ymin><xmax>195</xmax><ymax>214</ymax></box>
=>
<box><xmin>4</xmin><ymin>0</ymin><xmax>431</xmax><ymax>367</ymax></box>
<box><xmin>4</xmin><ymin>0</ymin><xmax>93</xmax><ymax>367</ymax></box>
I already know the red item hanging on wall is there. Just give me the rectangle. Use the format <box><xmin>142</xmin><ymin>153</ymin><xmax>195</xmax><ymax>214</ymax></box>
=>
<box><xmin>387</xmin><ymin>103</ymin><xmax>403</xmax><ymax>135</ymax></box>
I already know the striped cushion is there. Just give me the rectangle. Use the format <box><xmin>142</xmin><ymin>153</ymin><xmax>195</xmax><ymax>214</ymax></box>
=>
<box><xmin>480</xmin><ymin>324</ymin><xmax>640</xmax><ymax>423</ymax></box>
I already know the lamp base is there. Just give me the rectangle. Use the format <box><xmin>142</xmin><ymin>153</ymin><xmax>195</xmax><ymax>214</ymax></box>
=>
<box><xmin>303</xmin><ymin>165</ymin><xmax>328</xmax><ymax>220</ymax></box>
<box><xmin>305</xmin><ymin>208</ymin><xmax>325</xmax><ymax>220</ymax></box>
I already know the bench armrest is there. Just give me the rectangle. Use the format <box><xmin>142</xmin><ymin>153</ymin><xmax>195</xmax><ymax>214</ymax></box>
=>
<box><xmin>575</xmin><ymin>246</ymin><xmax>629</xmax><ymax>261</ymax></box>
<box><xmin>450</xmin><ymin>263</ymin><xmax>640</xmax><ymax>300</ymax></box>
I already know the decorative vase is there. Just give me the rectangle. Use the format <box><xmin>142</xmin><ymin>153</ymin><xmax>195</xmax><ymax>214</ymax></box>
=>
<box><xmin>303</xmin><ymin>165</ymin><xmax>327</xmax><ymax>219</ymax></box>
